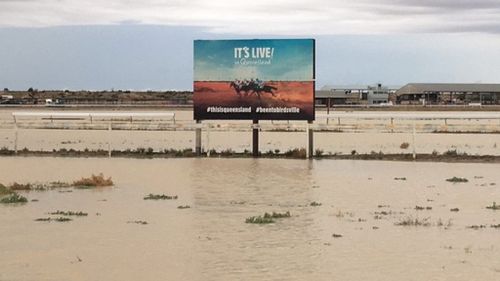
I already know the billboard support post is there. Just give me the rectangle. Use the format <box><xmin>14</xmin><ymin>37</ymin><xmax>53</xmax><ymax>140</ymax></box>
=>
<box><xmin>14</xmin><ymin>122</ymin><xmax>18</xmax><ymax>154</ymax></box>
<box><xmin>412</xmin><ymin>122</ymin><xmax>416</xmax><ymax>160</ymax></box>
<box><xmin>252</xmin><ymin>120</ymin><xmax>259</xmax><ymax>157</ymax></box>
<box><xmin>307</xmin><ymin>120</ymin><xmax>313</xmax><ymax>159</ymax></box>
<box><xmin>195</xmin><ymin>120</ymin><xmax>202</xmax><ymax>156</ymax></box>
<box><xmin>108</xmin><ymin>122</ymin><xmax>112</xmax><ymax>158</ymax></box>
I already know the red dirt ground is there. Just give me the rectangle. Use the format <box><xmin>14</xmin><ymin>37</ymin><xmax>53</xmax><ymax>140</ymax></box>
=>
<box><xmin>194</xmin><ymin>81</ymin><xmax>313</xmax><ymax>110</ymax></box>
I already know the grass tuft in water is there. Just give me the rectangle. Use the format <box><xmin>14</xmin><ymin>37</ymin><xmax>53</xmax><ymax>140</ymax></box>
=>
<box><xmin>48</xmin><ymin>181</ymin><xmax>72</xmax><ymax>189</ymax></box>
<box><xmin>54</xmin><ymin>217</ymin><xmax>72</xmax><ymax>222</ymax></box>
<box><xmin>335</xmin><ymin>210</ymin><xmax>355</xmax><ymax>218</ymax></box>
<box><xmin>245</xmin><ymin>211</ymin><xmax>291</xmax><ymax>224</ymax></box>
<box><xmin>0</xmin><ymin>183</ymin><xmax>13</xmax><ymax>195</ymax></box>
<box><xmin>486</xmin><ymin>202</ymin><xmax>500</xmax><ymax>210</ymax></box>
<box><xmin>446</xmin><ymin>177</ymin><xmax>469</xmax><ymax>183</ymax></box>
<box><xmin>467</xmin><ymin>225</ymin><xmax>486</xmax><ymax>230</ymax></box>
<box><xmin>245</xmin><ymin>216</ymin><xmax>275</xmax><ymax>224</ymax></box>
<box><xmin>263</xmin><ymin>211</ymin><xmax>291</xmax><ymax>219</ymax></box>
<box><xmin>400</xmin><ymin>142</ymin><xmax>410</xmax><ymax>149</ymax></box>
<box><xmin>0</xmin><ymin>193</ymin><xmax>28</xmax><ymax>204</ymax></box>
<box><xmin>35</xmin><ymin>216</ymin><xmax>74</xmax><ymax>222</ymax></box>
<box><xmin>49</xmin><ymin>211</ymin><xmax>88</xmax><ymax>216</ymax></box>
<box><xmin>73</xmin><ymin>173</ymin><xmax>113</xmax><ymax>188</ymax></box>
<box><xmin>144</xmin><ymin>194</ymin><xmax>178</xmax><ymax>200</ymax></box>
<box><xmin>395</xmin><ymin>216</ymin><xmax>431</xmax><ymax>227</ymax></box>
<box><xmin>283</xmin><ymin>148</ymin><xmax>307</xmax><ymax>159</ymax></box>
<box><xmin>415</xmin><ymin>205</ymin><xmax>432</xmax><ymax>210</ymax></box>
<box><xmin>436</xmin><ymin>218</ymin><xmax>453</xmax><ymax>228</ymax></box>
<box><xmin>8</xmin><ymin>182</ymin><xmax>32</xmax><ymax>191</ymax></box>
<box><xmin>1</xmin><ymin>181</ymin><xmax>73</xmax><ymax>192</ymax></box>
<box><xmin>127</xmin><ymin>220</ymin><xmax>148</xmax><ymax>225</ymax></box>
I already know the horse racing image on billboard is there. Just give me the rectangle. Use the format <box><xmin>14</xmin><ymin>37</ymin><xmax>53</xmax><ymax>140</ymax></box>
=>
<box><xmin>193</xmin><ymin>39</ymin><xmax>315</xmax><ymax>120</ymax></box>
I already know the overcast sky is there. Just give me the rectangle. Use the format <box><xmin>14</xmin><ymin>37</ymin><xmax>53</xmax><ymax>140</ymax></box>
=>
<box><xmin>1</xmin><ymin>0</ymin><xmax>500</xmax><ymax>90</ymax></box>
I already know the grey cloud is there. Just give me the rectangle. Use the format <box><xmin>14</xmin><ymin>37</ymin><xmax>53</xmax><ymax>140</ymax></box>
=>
<box><xmin>0</xmin><ymin>0</ymin><xmax>500</xmax><ymax>35</ymax></box>
<box><xmin>417</xmin><ymin>22</ymin><xmax>500</xmax><ymax>34</ymax></box>
<box><xmin>376</xmin><ymin>0</ymin><xmax>500</xmax><ymax>10</ymax></box>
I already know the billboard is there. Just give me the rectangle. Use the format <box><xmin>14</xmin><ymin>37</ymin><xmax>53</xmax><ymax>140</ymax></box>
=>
<box><xmin>193</xmin><ymin>39</ymin><xmax>315</xmax><ymax>120</ymax></box>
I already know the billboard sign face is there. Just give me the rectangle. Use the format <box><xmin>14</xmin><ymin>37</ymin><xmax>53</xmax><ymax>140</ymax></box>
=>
<box><xmin>193</xmin><ymin>39</ymin><xmax>315</xmax><ymax>120</ymax></box>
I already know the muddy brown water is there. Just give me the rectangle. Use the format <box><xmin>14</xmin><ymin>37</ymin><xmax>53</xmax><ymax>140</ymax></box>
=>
<box><xmin>1</xmin><ymin>157</ymin><xmax>500</xmax><ymax>281</ymax></box>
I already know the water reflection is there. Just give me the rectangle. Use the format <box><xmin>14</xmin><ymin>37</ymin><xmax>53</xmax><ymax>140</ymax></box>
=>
<box><xmin>189</xmin><ymin>158</ymin><xmax>321</xmax><ymax>280</ymax></box>
<box><xmin>1</xmin><ymin>157</ymin><xmax>500</xmax><ymax>280</ymax></box>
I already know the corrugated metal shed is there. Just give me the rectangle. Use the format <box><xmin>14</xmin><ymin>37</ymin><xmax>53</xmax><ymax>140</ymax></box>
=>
<box><xmin>316</xmin><ymin>90</ymin><xmax>359</xmax><ymax>99</ymax></box>
<box><xmin>396</xmin><ymin>83</ymin><xmax>500</xmax><ymax>95</ymax></box>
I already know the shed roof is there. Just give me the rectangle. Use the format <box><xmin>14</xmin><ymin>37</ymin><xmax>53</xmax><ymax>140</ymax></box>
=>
<box><xmin>316</xmin><ymin>90</ymin><xmax>359</xmax><ymax>99</ymax></box>
<box><xmin>396</xmin><ymin>83</ymin><xmax>500</xmax><ymax>95</ymax></box>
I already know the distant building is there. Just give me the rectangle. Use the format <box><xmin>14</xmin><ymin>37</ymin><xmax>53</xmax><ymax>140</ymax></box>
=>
<box><xmin>316</xmin><ymin>84</ymin><xmax>391</xmax><ymax>106</ymax></box>
<box><xmin>315</xmin><ymin>89</ymin><xmax>361</xmax><ymax>106</ymax></box>
<box><xmin>366</xmin><ymin>84</ymin><xmax>390</xmax><ymax>104</ymax></box>
<box><xmin>395</xmin><ymin>83</ymin><xmax>500</xmax><ymax>105</ymax></box>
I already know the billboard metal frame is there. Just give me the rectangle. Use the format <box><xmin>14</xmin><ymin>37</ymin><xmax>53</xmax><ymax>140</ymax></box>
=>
<box><xmin>193</xmin><ymin>39</ymin><xmax>316</xmax><ymax>121</ymax></box>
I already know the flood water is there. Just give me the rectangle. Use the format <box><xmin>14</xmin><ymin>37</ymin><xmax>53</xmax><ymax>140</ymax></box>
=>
<box><xmin>1</xmin><ymin>157</ymin><xmax>500</xmax><ymax>281</ymax></box>
<box><xmin>1</xmin><ymin>108</ymin><xmax>499</xmax><ymax>155</ymax></box>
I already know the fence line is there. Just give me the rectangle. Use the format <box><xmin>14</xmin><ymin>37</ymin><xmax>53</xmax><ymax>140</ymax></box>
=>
<box><xmin>6</xmin><ymin>111</ymin><xmax>500</xmax><ymax>158</ymax></box>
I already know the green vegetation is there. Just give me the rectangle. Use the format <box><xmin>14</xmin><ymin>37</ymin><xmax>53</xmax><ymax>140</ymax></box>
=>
<box><xmin>8</xmin><ymin>182</ymin><xmax>32</xmax><ymax>191</ymax></box>
<box><xmin>283</xmin><ymin>148</ymin><xmax>306</xmax><ymax>159</ymax></box>
<box><xmin>2</xmin><ymin>146</ymin><xmax>500</xmax><ymax>162</ymax></box>
<box><xmin>73</xmin><ymin>173</ymin><xmax>113</xmax><ymax>188</ymax></box>
<box><xmin>335</xmin><ymin>210</ymin><xmax>354</xmax><ymax>218</ymax></box>
<box><xmin>443</xmin><ymin>150</ymin><xmax>460</xmax><ymax>156</ymax></box>
<box><xmin>400</xmin><ymin>142</ymin><xmax>410</xmax><ymax>149</ymax></box>
<box><xmin>1</xmin><ymin>181</ymin><xmax>73</xmax><ymax>192</ymax></box>
<box><xmin>35</xmin><ymin>217</ymin><xmax>72</xmax><ymax>222</ymax></box>
<box><xmin>436</xmin><ymin>218</ymin><xmax>453</xmax><ymax>227</ymax></box>
<box><xmin>486</xmin><ymin>202</ymin><xmax>500</xmax><ymax>210</ymax></box>
<box><xmin>245</xmin><ymin>211</ymin><xmax>291</xmax><ymax>224</ymax></box>
<box><xmin>395</xmin><ymin>216</ymin><xmax>431</xmax><ymax>227</ymax></box>
<box><xmin>48</xmin><ymin>181</ymin><xmax>72</xmax><ymax>189</ymax></box>
<box><xmin>265</xmin><ymin>211</ymin><xmax>291</xmax><ymax>218</ymax></box>
<box><xmin>0</xmin><ymin>183</ymin><xmax>13</xmax><ymax>195</ymax></box>
<box><xmin>446</xmin><ymin>177</ymin><xmax>469</xmax><ymax>183</ymax></box>
<box><xmin>245</xmin><ymin>216</ymin><xmax>275</xmax><ymax>224</ymax></box>
<box><xmin>467</xmin><ymin>225</ymin><xmax>486</xmax><ymax>230</ymax></box>
<box><xmin>35</xmin><ymin>210</ymin><xmax>87</xmax><ymax>222</ymax></box>
<box><xmin>0</xmin><ymin>146</ymin><xmax>14</xmax><ymax>155</ymax></box>
<box><xmin>0</xmin><ymin>193</ymin><xmax>28</xmax><ymax>204</ymax></box>
<box><xmin>144</xmin><ymin>194</ymin><xmax>178</xmax><ymax>200</ymax></box>
<box><xmin>127</xmin><ymin>220</ymin><xmax>148</xmax><ymax>225</ymax></box>
<box><xmin>48</xmin><ymin>211</ymin><xmax>88</xmax><ymax>216</ymax></box>
<box><xmin>0</xmin><ymin>178</ymin><xmax>106</xmax><ymax>192</ymax></box>
<box><xmin>55</xmin><ymin>217</ymin><xmax>72</xmax><ymax>222</ymax></box>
